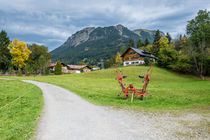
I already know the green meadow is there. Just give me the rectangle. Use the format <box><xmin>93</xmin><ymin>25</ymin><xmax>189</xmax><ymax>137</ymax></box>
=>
<box><xmin>8</xmin><ymin>66</ymin><xmax>210</xmax><ymax>110</ymax></box>
<box><xmin>0</xmin><ymin>79</ymin><xmax>43</xmax><ymax>140</ymax></box>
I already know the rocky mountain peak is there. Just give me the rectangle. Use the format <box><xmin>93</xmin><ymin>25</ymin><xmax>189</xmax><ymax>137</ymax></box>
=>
<box><xmin>115</xmin><ymin>24</ymin><xmax>126</xmax><ymax>35</ymax></box>
<box><xmin>62</xmin><ymin>27</ymin><xmax>95</xmax><ymax>48</ymax></box>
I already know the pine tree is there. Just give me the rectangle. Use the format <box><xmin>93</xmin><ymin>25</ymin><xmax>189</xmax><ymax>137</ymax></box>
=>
<box><xmin>151</xmin><ymin>30</ymin><xmax>161</xmax><ymax>56</ymax></box>
<box><xmin>153</xmin><ymin>29</ymin><xmax>161</xmax><ymax>44</ymax></box>
<box><xmin>137</xmin><ymin>39</ymin><xmax>144</xmax><ymax>48</ymax></box>
<box><xmin>166</xmin><ymin>32</ymin><xmax>172</xmax><ymax>44</ymax></box>
<box><xmin>144</xmin><ymin>38</ymin><xmax>150</xmax><ymax>46</ymax></box>
<box><xmin>0</xmin><ymin>30</ymin><xmax>11</xmax><ymax>72</ymax></box>
<box><xmin>128</xmin><ymin>39</ymin><xmax>134</xmax><ymax>48</ymax></box>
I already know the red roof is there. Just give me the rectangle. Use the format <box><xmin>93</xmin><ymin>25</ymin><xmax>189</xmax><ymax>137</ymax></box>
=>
<box><xmin>50</xmin><ymin>63</ymin><xmax>57</xmax><ymax>67</ymax></box>
<box><xmin>50</xmin><ymin>62</ymin><xmax>68</xmax><ymax>67</ymax></box>
<box><xmin>68</xmin><ymin>65</ymin><xmax>90</xmax><ymax>70</ymax></box>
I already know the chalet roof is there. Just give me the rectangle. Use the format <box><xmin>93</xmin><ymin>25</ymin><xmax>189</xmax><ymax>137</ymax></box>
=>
<box><xmin>50</xmin><ymin>63</ymin><xmax>56</xmax><ymax>67</ymax></box>
<box><xmin>50</xmin><ymin>62</ymin><xmax>68</xmax><ymax>67</ymax></box>
<box><xmin>121</xmin><ymin>47</ymin><xmax>157</xmax><ymax>59</ymax></box>
<box><xmin>68</xmin><ymin>65</ymin><xmax>91</xmax><ymax>70</ymax></box>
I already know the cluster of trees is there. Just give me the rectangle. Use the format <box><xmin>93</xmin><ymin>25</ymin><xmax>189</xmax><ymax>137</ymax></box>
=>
<box><xmin>140</xmin><ymin>10</ymin><xmax>210</xmax><ymax>80</ymax></box>
<box><xmin>104</xmin><ymin>9</ymin><xmax>210</xmax><ymax>80</ymax></box>
<box><xmin>105</xmin><ymin>50</ymin><xmax>123</xmax><ymax>68</ymax></box>
<box><xmin>0</xmin><ymin>30</ymin><xmax>51</xmax><ymax>75</ymax></box>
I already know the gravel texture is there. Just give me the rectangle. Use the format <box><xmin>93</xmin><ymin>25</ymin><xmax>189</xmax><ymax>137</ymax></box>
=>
<box><xmin>23</xmin><ymin>80</ymin><xmax>209</xmax><ymax>140</ymax></box>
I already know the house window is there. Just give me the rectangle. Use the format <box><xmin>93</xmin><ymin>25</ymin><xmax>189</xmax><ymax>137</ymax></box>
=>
<box><xmin>125</xmin><ymin>57</ymin><xmax>129</xmax><ymax>60</ymax></box>
<box><xmin>129</xmin><ymin>52</ymin><xmax>135</xmax><ymax>55</ymax></box>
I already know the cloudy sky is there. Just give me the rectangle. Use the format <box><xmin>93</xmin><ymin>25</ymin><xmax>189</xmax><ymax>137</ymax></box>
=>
<box><xmin>0</xmin><ymin>0</ymin><xmax>209</xmax><ymax>51</ymax></box>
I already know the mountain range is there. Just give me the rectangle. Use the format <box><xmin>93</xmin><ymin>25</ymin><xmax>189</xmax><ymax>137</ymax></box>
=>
<box><xmin>51</xmin><ymin>24</ymin><xmax>164</xmax><ymax>65</ymax></box>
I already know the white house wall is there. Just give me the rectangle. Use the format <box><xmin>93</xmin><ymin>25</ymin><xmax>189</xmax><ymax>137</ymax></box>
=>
<box><xmin>123</xmin><ymin>60</ymin><xmax>144</xmax><ymax>66</ymax></box>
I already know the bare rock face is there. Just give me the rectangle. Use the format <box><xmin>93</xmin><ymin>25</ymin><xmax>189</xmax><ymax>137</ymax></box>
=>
<box><xmin>115</xmin><ymin>24</ymin><xmax>124</xmax><ymax>35</ymax></box>
<box><xmin>62</xmin><ymin>27</ymin><xmax>95</xmax><ymax>48</ymax></box>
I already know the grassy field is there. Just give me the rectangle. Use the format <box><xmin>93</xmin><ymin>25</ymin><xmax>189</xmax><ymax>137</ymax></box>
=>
<box><xmin>8</xmin><ymin>66</ymin><xmax>210</xmax><ymax>111</ymax></box>
<box><xmin>0</xmin><ymin>79</ymin><xmax>43</xmax><ymax>140</ymax></box>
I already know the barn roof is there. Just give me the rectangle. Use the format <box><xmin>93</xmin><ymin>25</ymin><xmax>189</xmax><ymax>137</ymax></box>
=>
<box><xmin>68</xmin><ymin>65</ymin><xmax>91</xmax><ymax>70</ymax></box>
<box><xmin>121</xmin><ymin>47</ymin><xmax>157</xmax><ymax>59</ymax></box>
<box><xmin>50</xmin><ymin>62</ymin><xmax>68</xmax><ymax>67</ymax></box>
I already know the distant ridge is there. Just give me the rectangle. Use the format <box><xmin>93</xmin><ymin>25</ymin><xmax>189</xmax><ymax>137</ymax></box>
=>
<box><xmin>51</xmin><ymin>24</ymin><xmax>164</xmax><ymax>65</ymax></box>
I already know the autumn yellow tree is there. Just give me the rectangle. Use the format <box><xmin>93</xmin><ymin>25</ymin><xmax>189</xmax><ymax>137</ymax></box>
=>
<box><xmin>115</xmin><ymin>52</ymin><xmax>122</xmax><ymax>66</ymax></box>
<box><xmin>159</xmin><ymin>36</ymin><xmax>169</xmax><ymax>49</ymax></box>
<box><xmin>8</xmin><ymin>38</ymin><xmax>31</xmax><ymax>70</ymax></box>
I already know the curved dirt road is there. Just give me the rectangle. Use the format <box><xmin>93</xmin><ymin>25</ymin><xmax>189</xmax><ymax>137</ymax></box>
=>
<box><xmin>23</xmin><ymin>80</ymin><xmax>209</xmax><ymax>140</ymax></box>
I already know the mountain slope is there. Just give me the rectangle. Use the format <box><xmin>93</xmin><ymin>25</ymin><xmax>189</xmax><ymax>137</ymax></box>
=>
<box><xmin>133</xmin><ymin>29</ymin><xmax>165</xmax><ymax>42</ymax></box>
<box><xmin>51</xmin><ymin>24</ymin><xmax>164</xmax><ymax>65</ymax></box>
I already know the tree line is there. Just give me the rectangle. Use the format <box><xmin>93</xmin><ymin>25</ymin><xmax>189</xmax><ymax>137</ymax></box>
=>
<box><xmin>0</xmin><ymin>33</ymin><xmax>51</xmax><ymax>75</ymax></box>
<box><xmin>105</xmin><ymin>9</ymin><xmax>210</xmax><ymax>80</ymax></box>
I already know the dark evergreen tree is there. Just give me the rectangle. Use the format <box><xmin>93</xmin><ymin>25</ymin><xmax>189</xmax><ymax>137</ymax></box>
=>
<box><xmin>144</xmin><ymin>38</ymin><xmax>150</xmax><ymax>46</ymax></box>
<box><xmin>166</xmin><ymin>32</ymin><xmax>172</xmax><ymax>44</ymax></box>
<box><xmin>0</xmin><ymin>30</ymin><xmax>11</xmax><ymax>72</ymax></box>
<box><xmin>128</xmin><ymin>39</ymin><xmax>134</xmax><ymax>48</ymax></box>
<box><xmin>151</xmin><ymin>29</ymin><xmax>161</xmax><ymax>56</ymax></box>
<box><xmin>137</xmin><ymin>39</ymin><xmax>144</xmax><ymax>48</ymax></box>
<box><xmin>153</xmin><ymin>29</ymin><xmax>161</xmax><ymax>44</ymax></box>
<box><xmin>120</xmin><ymin>45</ymin><xmax>127</xmax><ymax>54</ymax></box>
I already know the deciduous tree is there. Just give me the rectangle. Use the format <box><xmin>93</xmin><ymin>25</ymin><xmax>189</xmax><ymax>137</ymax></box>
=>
<box><xmin>54</xmin><ymin>62</ymin><xmax>62</xmax><ymax>75</ymax></box>
<box><xmin>26</xmin><ymin>44</ymin><xmax>51</xmax><ymax>74</ymax></box>
<box><xmin>186</xmin><ymin>9</ymin><xmax>210</xmax><ymax>80</ymax></box>
<box><xmin>159</xmin><ymin>36</ymin><xmax>169</xmax><ymax>49</ymax></box>
<box><xmin>8</xmin><ymin>39</ymin><xmax>31</xmax><ymax>70</ymax></box>
<box><xmin>115</xmin><ymin>52</ymin><xmax>122</xmax><ymax>65</ymax></box>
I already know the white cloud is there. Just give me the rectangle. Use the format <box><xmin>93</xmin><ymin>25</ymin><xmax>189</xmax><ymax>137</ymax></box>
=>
<box><xmin>0</xmin><ymin>0</ymin><xmax>209</xmax><ymax>49</ymax></box>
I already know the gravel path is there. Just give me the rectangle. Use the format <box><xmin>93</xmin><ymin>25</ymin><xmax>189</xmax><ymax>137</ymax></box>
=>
<box><xmin>23</xmin><ymin>80</ymin><xmax>209</xmax><ymax>140</ymax></box>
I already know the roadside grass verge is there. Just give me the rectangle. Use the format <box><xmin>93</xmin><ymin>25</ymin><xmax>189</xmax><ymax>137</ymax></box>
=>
<box><xmin>0</xmin><ymin>79</ymin><xmax>43</xmax><ymax>140</ymax></box>
<box><xmin>5</xmin><ymin>66</ymin><xmax>210</xmax><ymax>111</ymax></box>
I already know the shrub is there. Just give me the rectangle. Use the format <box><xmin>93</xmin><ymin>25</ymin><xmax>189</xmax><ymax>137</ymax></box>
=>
<box><xmin>54</xmin><ymin>62</ymin><xmax>62</xmax><ymax>75</ymax></box>
<box><xmin>157</xmin><ymin>47</ymin><xmax>178</xmax><ymax>68</ymax></box>
<box><xmin>144</xmin><ymin>57</ymin><xmax>152</xmax><ymax>66</ymax></box>
<box><xmin>17</xmin><ymin>70</ymin><xmax>22</xmax><ymax>76</ymax></box>
<box><xmin>80</xmin><ymin>68</ymin><xmax>84</xmax><ymax>73</ymax></box>
<box><xmin>170</xmin><ymin>55</ymin><xmax>192</xmax><ymax>73</ymax></box>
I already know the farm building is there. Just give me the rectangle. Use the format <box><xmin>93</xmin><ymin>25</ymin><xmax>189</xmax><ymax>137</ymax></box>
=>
<box><xmin>68</xmin><ymin>65</ymin><xmax>92</xmax><ymax>73</ymax></box>
<box><xmin>49</xmin><ymin>62</ymin><xmax>69</xmax><ymax>73</ymax></box>
<box><xmin>49</xmin><ymin>63</ymin><xmax>92</xmax><ymax>73</ymax></box>
<box><xmin>121</xmin><ymin>47</ymin><xmax>156</xmax><ymax>66</ymax></box>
